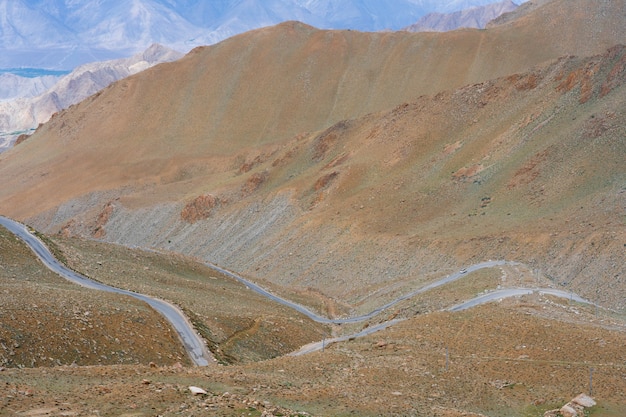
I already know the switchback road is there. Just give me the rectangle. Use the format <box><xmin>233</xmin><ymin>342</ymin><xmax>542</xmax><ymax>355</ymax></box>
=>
<box><xmin>3</xmin><ymin>216</ymin><xmax>594</xmax><ymax>360</ymax></box>
<box><xmin>207</xmin><ymin>260</ymin><xmax>516</xmax><ymax>324</ymax></box>
<box><xmin>292</xmin><ymin>288</ymin><xmax>595</xmax><ymax>356</ymax></box>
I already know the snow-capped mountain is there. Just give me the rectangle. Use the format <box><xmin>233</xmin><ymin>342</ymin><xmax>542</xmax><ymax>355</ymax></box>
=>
<box><xmin>1</xmin><ymin>0</ymin><xmax>527</xmax><ymax>70</ymax></box>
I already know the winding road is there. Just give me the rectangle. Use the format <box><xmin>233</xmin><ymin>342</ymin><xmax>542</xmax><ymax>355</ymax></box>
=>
<box><xmin>2</xmin><ymin>216</ymin><xmax>595</xmax><ymax>361</ymax></box>
<box><xmin>209</xmin><ymin>260</ymin><xmax>595</xmax><ymax>356</ymax></box>
<box><xmin>207</xmin><ymin>260</ymin><xmax>516</xmax><ymax>324</ymax></box>
<box><xmin>0</xmin><ymin>216</ymin><xmax>213</xmax><ymax>367</ymax></box>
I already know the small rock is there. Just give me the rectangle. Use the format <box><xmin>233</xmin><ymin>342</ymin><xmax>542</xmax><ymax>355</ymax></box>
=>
<box><xmin>391</xmin><ymin>391</ymin><xmax>402</xmax><ymax>396</ymax></box>
<box><xmin>141</xmin><ymin>379</ymin><xmax>151</xmax><ymax>385</ymax></box>
<box><xmin>559</xmin><ymin>404</ymin><xmax>578</xmax><ymax>417</ymax></box>
<box><xmin>189</xmin><ymin>386</ymin><xmax>207</xmax><ymax>396</ymax></box>
<box><xmin>571</xmin><ymin>393</ymin><xmax>596</xmax><ymax>408</ymax></box>
<box><xmin>149</xmin><ymin>361</ymin><xmax>157</xmax><ymax>368</ymax></box>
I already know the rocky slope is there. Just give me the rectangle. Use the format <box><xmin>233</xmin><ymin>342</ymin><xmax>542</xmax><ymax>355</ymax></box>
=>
<box><xmin>2</xmin><ymin>294</ymin><xmax>626</xmax><ymax>416</ymax></box>
<box><xmin>0</xmin><ymin>224</ymin><xmax>191</xmax><ymax>368</ymax></box>
<box><xmin>0</xmin><ymin>0</ymin><xmax>624</xmax><ymax>315</ymax></box>
<box><xmin>2</xmin><ymin>219</ymin><xmax>625</xmax><ymax>416</ymax></box>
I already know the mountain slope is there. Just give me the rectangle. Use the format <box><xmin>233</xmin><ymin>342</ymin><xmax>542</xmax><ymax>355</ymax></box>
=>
<box><xmin>0</xmin><ymin>0</ymin><xmax>624</xmax><ymax>312</ymax></box>
<box><xmin>0</xmin><ymin>73</ymin><xmax>61</xmax><ymax>101</ymax></box>
<box><xmin>0</xmin><ymin>222</ymin><xmax>192</xmax><ymax>368</ymax></box>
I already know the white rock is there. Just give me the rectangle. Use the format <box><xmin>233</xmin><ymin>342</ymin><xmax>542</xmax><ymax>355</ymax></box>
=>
<box><xmin>0</xmin><ymin>44</ymin><xmax>183</xmax><ymax>153</ymax></box>
<box><xmin>572</xmin><ymin>393</ymin><xmax>596</xmax><ymax>408</ymax></box>
<box><xmin>189</xmin><ymin>386</ymin><xmax>207</xmax><ymax>396</ymax></box>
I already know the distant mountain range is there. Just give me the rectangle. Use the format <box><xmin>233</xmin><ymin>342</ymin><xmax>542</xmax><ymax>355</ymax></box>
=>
<box><xmin>1</xmin><ymin>0</ymin><xmax>527</xmax><ymax>70</ymax></box>
<box><xmin>404</xmin><ymin>0</ymin><xmax>518</xmax><ymax>31</ymax></box>
<box><xmin>0</xmin><ymin>44</ymin><xmax>182</xmax><ymax>152</ymax></box>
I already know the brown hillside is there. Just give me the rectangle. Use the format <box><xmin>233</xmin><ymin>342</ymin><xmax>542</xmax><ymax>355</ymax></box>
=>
<box><xmin>0</xmin><ymin>225</ymin><xmax>191</xmax><ymax>368</ymax></box>
<box><xmin>0</xmin><ymin>0</ymin><xmax>624</xmax><ymax>313</ymax></box>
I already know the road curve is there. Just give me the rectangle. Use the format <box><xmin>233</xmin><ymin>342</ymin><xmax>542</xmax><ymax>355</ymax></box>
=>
<box><xmin>292</xmin><ymin>288</ymin><xmax>595</xmax><ymax>355</ymax></box>
<box><xmin>290</xmin><ymin>319</ymin><xmax>405</xmax><ymax>356</ymax></box>
<box><xmin>0</xmin><ymin>216</ymin><xmax>213</xmax><ymax>367</ymax></box>
<box><xmin>212</xmin><ymin>259</ymin><xmax>595</xmax><ymax>356</ymax></box>
<box><xmin>206</xmin><ymin>260</ymin><xmax>516</xmax><ymax>324</ymax></box>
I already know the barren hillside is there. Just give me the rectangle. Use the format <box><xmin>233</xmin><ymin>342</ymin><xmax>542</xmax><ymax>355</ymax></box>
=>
<box><xmin>0</xmin><ymin>0</ymin><xmax>624</xmax><ymax>315</ymax></box>
<box><xmin>3</xmin><ymin>221</ymin><xmax>626</xmax><ymax>416</ymax></box>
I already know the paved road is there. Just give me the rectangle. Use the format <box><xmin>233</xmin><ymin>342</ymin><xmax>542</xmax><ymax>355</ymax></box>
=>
<box><xmin>211</xmin><ymin>260</ymin><xmax>595</xmax><ymax>356</ymax></box>
<box><xmin>0</xmin><ymin>216</ymin><xmax>213</xmax><ymax>367</ymax></box>
<box><xmin>448</xmin><ymin>288</ymin><xmax>593</xmax><ymax>312</ymax></box>
<box><xmin>290</xmin><ymin>319</ymin><xmax>405</xmax><ymax>356</ymax></box>
<box><xmin>206</xmin><ymin>260</ymin><xmax>515</xmax><ymax>324</ymax></box>
<box><xmin>292</xmin><ymin>288</ymin><xmax>595</xmax><ymax>355</ymax></box>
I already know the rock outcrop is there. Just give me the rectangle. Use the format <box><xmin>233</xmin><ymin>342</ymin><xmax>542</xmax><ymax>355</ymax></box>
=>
<box><xmin>544</xmin><ymin>393</ymin><xmax>596</xmax><ymax>417</ymax></box>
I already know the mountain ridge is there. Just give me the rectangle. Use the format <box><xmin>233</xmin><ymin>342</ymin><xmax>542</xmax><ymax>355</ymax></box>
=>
<box><xmin>1</xmin><ymin>2</ymin><xmax>626</xmax><ymax>414</ymax></box>
<box><xmin>1</xmin><ymin>0</ymin><xmax>526</xmax><ymax>69</ymax></box>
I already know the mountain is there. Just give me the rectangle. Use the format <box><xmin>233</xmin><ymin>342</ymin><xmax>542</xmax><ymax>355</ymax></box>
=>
<box><xmin>0</xmin><ymin>0</ymin><xmax>623</xmax><ymax>312</ymax></box>
<box><xmin>0</xmin><ymin>44</ymin><xmax>183</xmax><ymax>152</ymax></box>
<box><xmin>0</xmin><ymin>0</ymin><xmax>527</xmax><ymax>69</ymax></box>
<box><xmin>487</xmin><ymin>0</ymin><xmax>553</xmax><ymax>27</ymax></box>
<box><xmin>404</xmin><ymin>0</ymin><xmax>519</xmax><ymax>32</ymax></box>
<box><xmin>0</xmin><ymin>73</ymin><xmax>62</xmax><ymax>101</ymax></box>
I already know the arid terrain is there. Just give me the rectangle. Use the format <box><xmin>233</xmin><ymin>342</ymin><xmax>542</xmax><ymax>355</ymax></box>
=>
<box><xmin>0</xmin><ymin>0</ymin><xmax>625</xmax><ymax>415</ymax></box>
<box><xmin>2</xmin><ymin>224</ymin><xmax>626</xmax><ymax>416</ymax></box>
